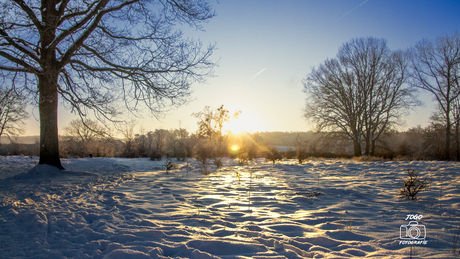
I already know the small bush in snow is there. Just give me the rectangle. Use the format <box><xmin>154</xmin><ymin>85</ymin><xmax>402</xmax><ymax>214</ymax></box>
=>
<box><xmin>164</xmin><ymin>160</ymin><xmax>176</xmax><ymax>172</ymax></box>
<box><xmin>195</xmin><ymin>140</ymin><xmax>213</xmax><ymax>165</ymax></box>
<box><xmin>213</xmin><ymin>157</ymin><xmax>223</xmax><ymax>167</ymax></box>
<box><xmin>265</xmin><ymin>147</ymin><xmax>282</xmax><ymax>164</ymax></box>
<box><xmin>296</xmin><ymin>148</ymin><xmax>308</xmax><ymax>164</ymax></box>
<box><xmin>237</xmin><ymin>151</ymin><xmax>250</xmax><ymax>164</ymax></box>
<box><xmin>149</xmin><ymin>149</ymin><xmax>162</xmax><ymax>161</ymax></box>
<box><xmin>246</xmin><ymin>142</ymin><xmax>258</xmax><ymax>160</ymax></box>
<box><xmin>399</xmin><ymin>169</ymin><xmax>428</xmax><ymax>200</ymax></box>
<box><xmin>294</xmin><ymin>134</ymin><xmax>309</xmax><ymax>164</ymax></box>
<box><xmin>175</xmin><ymin>145</ymin><xmax>187</xmax><ymax>161</ymax></box>
<box><xmin>352</xmin><ymin>155</ymin><xmax>385</xmax><ymax>162</ymax></box>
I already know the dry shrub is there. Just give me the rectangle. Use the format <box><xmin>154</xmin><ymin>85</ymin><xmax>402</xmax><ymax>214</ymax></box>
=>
<box><xmin>237</xmin><ymin>151</ymin><xmax>250</xmax><ymax>164</ymax></box>
<box><xmin>399</xmin><ymin>169</ymin><xmax>428</xmax><ymax>200</ymax></box>
<box><xmin>195</xmin><ymin>140</ymin><xmax>213</xmax><ymax>165</ymax></box>
<box><xmin>265</xmin><ymin>146</ymin><xmax>282</xmax><ymax>164</ymax></box>
<box><xmin>296</xmin><ymin>148</ymin><xmax>308</xmax><ymax>164</ymax></box>
<box><xmin>213</xmin><ymin>157</ymin><xmax>223</xmax><ymax>167</ymax></box>
<box><xmin>149</xmin><ymin>149</ymin><xmax>162</xmax><ymax>161</ymax></box>
<box><xmin>352</xmin><ymin>155</ymin><xmax>386</xmax><ymax>162</ymax></box>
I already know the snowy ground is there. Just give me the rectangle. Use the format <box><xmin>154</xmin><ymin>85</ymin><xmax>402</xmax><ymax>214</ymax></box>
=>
<box><xmin>1</xmin><ymin>156</ymin><xmax>459</xmax><ymax>258</ymax></box>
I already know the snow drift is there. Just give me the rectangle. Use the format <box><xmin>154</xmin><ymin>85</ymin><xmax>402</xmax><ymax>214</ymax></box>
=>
<box><xmin>0</xmin><ymin>156</ymin><xmax>459</xmax><ymax>258</ymax></box>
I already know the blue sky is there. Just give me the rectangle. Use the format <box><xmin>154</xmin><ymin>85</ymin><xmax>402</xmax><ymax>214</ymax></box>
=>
<box><xmin>24</xmin><ymin>0</ymin><xmax>460</xmax><ymax>135</ymax></box>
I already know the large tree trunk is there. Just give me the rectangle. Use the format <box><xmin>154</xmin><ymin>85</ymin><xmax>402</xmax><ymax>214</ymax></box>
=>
<box><xmin>371</xmin><ymin>139</ymin><xmax>376</xmax><ymax>156</ymax></box>
<box><xmin>364</xmin><ymin>130</ymin><xmax>371</xmax><ymax>155</ymax></box>
<box><xmin>456</xmin><ymin>120</ymin><xmax>459</xmax><ymax>161</ymax></box>
<box><xmin>38</xmin><ymin>74</ymin><xmax>64</xmax><ymax>170</ymax></box>
<box><xmin>353</xmin><ymin>139</ymin><xmax>361</xmax><ymax>157</ymax></box>
<box><xmin>38</xmin><ymin>6</ymin><xmax>64</xmax><ymax>170</ymax></box>
<box><xmin>445</xmin><ymin>117</ymin><xmax>451</xmax><ymax>160</ymax></box>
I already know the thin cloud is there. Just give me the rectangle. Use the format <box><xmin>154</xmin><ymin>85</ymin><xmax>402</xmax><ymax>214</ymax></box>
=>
<box><xmin>332</xmin><ymin>0</ymin><xmax>369</xmax><ymax>24</ymax></box>
<box><xmin>241</xmin><ymin>68</ymin><xmax>266</xmax><ymax>87</ymax></box>
<box><xmin>311</xmin><ymin>0</ymin><xmax>370</xmax><ymax>37</ymax></box>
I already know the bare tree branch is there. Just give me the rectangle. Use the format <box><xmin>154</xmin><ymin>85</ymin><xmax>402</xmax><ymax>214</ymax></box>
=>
<box><xmin>11</xmin><ymin>0</ymin><xmax>42</xmax><ymax>30</ymax></box>
<box><xmin>0</xmin><ymin>0</ymin><xmax>216</xmax><ymax>168</ymax></box>
<box><xmin>409</xmin><ymin>33</ymin><xmax>460</xmax><ymax>160</ymax></box>
<box><xmin>305</xmin><ymin>37</ymin><xmax>418</xmax><ymax>156</ymax></box>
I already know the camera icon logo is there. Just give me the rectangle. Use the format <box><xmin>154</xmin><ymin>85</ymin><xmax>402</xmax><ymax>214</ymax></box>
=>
<box><xmin>400</xmin><ymin>221</ymin><xmax>426</xmax><ymax>240</ymax></box>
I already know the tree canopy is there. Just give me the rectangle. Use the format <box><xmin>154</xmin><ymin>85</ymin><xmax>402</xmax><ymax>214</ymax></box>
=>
<box><xmin>409</xmin><ymin>33</ymin><xmax>460</xmax><ymax>160</ymax></box>
<box><xmin>304</xmin><ymin>37</ymin><xmax>418</xmax><ymax>156</ymax></box>
<box><xmin>0</xmin><ymin>0</ymin><xmax>216</xmax><ymax>168</ymax></box>
<box><xmin>0</xmin><ymin>87</ymin><xmax>28</xmax><ymax>143</ymax></box>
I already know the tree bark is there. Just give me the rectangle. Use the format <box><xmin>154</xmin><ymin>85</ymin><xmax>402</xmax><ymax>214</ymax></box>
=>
<box><xmin>353</xmin><ymin>139</ymin><xmax>361</xmax><ymax>157</ymax></box>
<box><xmin>456</xmin><ymin>120</ymin><xmax>459</xmax><ymax>161</ymax></box>
<box><xmin>445</xmin><ymin>116</ymin><xmax>451</xmax><ymax>160</ymax></box>
<box><xmin>364</xmin><ymin>129</ymin><xmax>371</xmax><ymax>155</ymax></box>
<box><xmin>371</xmin><ymin>139</ymin><xmax>376</xmax><ymax>156</ymax></box>
<box><xmin>37</xmin><ymin>3</ymin><xmax>64</xmax><ymax>169</ymax></box>
<box><xmin>38</xmin><ymin>74</ymin><xmax>64</xmax><ymax>169</ymax></box>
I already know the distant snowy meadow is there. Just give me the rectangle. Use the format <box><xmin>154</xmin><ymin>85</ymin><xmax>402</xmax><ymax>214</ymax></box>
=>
<box><xmin>0</xmin><ymin>156</ymin><xmax>459</xmax><ymax>258</ymax></box>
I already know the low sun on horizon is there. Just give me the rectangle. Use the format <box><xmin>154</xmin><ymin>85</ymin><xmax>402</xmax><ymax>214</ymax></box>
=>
<box><xmin>224</xmin><ymin>107</ymin><xmax>267</xmax><ymax>134</ymax></box>
<box><xmin>230</xmin><ymin>144</ymin><xmax>240</xmax><ymax>152</ymax></box>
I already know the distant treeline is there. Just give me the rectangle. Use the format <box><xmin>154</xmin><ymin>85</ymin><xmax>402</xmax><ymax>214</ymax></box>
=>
<box><xmin>0</xmin><ymin>123</ymin><xmax>455</xmax><ymax>161</ymax></box>
<box><xmin>0</xmin><ymin>136</ymin><xmax>39</xmax><ymax>145</ymax></box>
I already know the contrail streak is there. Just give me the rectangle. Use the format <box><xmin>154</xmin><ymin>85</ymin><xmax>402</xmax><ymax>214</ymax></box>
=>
<box><xmin>311</xmin><ymin>0</ymin><xmax>370</xmax><ymax>38</ymax></box>
<box><xmin>241</xmin><ymin>68</ymin><xmax>266</xmax><ymax>87</ymax></box>
<box><xmin>332</xmin><ymin>0</ymin><xmax>369</xmax><ymax>24</ymax></box>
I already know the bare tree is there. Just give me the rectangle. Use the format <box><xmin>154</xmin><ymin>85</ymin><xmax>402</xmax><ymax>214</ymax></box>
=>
<box><xmin>192</xmin><ymin>105</ymin><xmax>230</xmax><ymax>140</ymax></box>
<box><xmin>453</xmin><ymin>98</ymin><xmax>460</xmax><ymax>160</ymax></box>
<box><xmin>118</xmin><ymin>119</ymin><xmax>137</xmax><ymax>157</ymax></box>
<box><xmin>134</xmin><ymin>126</ymin><xmax>147</xmax><ymax>157</ymax></box>
<box><xmin>214</xmin><ymin>105</ymin><xmax>230</xmax><ymax>140</ymax></box>
<box><xmin>192</xmin><ymin>105</ymin><xmax>230</xmax><ymax>166</ymax></box>
<box><xmin>293</xmin><ymin>134</ymin><xmax>308</xmax><ymax>164</ymax></box>
<box><xmin>0</xmin><ymin>0</ymin><xmax>216</xmax><ymax>169</ymax></box>
<box><xmin>304</xmin><ymin>37</ymin><xmax>417</xmax><ymax>156</ymax></box>
<box><xmin>339</xmin><ymin>38</ymin><xmax>417</xmax><ymax>155</ymax></box>
<box><xmin>63</xmin><ymin>118</ymin><xmax>111</xmax><ymax>156</ymax></box>
<box><xmin>211</xmin><ymin>105</ymin><xmax>230</xmax><ymax>163</ymax></box>
<box><xmin>167</xmin><ymin>127</ymin><xmax>188</xmax><ymax>159</ymax></box>
<box><xmin>422</xmin><ymin>122</ymin><xmax>446</xmax><ymax>159</ymax></box>
<box><xmin>304</xmin><ymin>57</ymin><xmax>364</xmax><ymax>156</ymax></box>
<box><xmin>0</xmin><ymin>87</ymin><xmax>28</xmax><ymax>144</ymax></box>
<box><xmin>151</xmin><ymin>129</ymin><xmax>168</xmax><ymax>155</ymax></box>
<box><xmin>409</xmin><ymin>33</ymin><xmax>460</xmax><ymax>160</ymax></box>
<box><xmin>64</xmin><ymin>119</ymin><xmax>108</xmax><ymax>143</ymax></box>
<box><xmin>193</xmin><ymin>106</ymin><xmax>215</xmax><ymax>140</ymax></box>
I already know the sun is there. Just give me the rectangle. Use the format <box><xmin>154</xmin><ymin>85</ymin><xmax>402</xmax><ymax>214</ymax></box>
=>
<box><xmin>231</xmin><ymin>145</ymin><xmax>240</xmax><ymax>152</ymax></box>
<box><xmin>226</xmin><ymin>117</ymin><xmax>246</xmax><ymax>134</ymax></box>
<box><xmin>224</xmin><ymin>107</ymin><xmax>263</xmax><ymax>134</ymax></box>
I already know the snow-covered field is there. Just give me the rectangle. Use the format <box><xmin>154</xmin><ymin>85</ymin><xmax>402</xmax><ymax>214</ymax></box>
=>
<box><xmin>1</xmin><ymin>156</ymin><xmax>459</xmax><ymax>258</ymax></box>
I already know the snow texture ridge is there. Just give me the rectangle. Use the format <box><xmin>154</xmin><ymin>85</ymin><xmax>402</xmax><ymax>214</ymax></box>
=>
<box><xmin>0</xmin><ymin>156</ymin><xmax>459</xmax><ymax>258</ymax></box>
